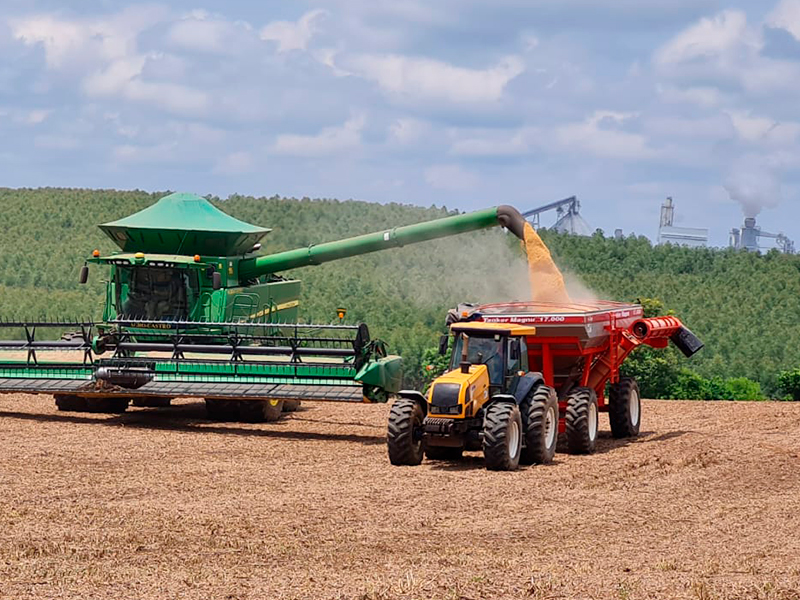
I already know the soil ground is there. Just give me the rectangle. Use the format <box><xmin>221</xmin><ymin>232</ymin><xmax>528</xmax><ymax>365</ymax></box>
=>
<box><xmin>0</xmin><ymin>395</ymin><xmax>799</xmax><ymax>600</ymax></box>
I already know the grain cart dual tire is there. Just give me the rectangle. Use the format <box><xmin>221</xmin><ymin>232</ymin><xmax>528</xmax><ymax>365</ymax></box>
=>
<box><xmin>387</xmin><ymin>397</ymin><xmax>425</xmax><ymax>466</ymax></box>
<box><xmin>54</xmin><ymin>395</ymin><xmax>128</xmax><ymax>413</ymax></box>
<box><xmin>483</xmin><ymin>402</ymin><xmax>523</xmax><ymax>471</ymax></box>
<box><xmin>609</xmin><ymin>377</ymin><xmax>641</xmax><ymax>438</ymax></box>
<box><xmin>520</xmin><ymin>385</ymin><xmax>559</xmax><ymax>465</ymax></box>
<box><xmin>565</xmin><ymin>387</ymin><xmax>599</xmax><ymax>454</ymax></box>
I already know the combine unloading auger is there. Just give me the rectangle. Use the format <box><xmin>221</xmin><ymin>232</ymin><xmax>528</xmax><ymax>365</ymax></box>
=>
<box><xmin>0</xmin><ymin>193</ymin><xmax>527</xmax><ymax>421</ymax></box>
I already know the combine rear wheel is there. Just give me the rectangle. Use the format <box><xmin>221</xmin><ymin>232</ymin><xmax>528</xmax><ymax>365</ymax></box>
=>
<box><xmin>54</xmin><ymin>394</ymin><xmax>88</xmax><ymax>412</ymax></box>
<box><xmin>609</xmin><ymin>377</ymin><xmax>641</xmax><ymax>438</ymax></box>
<box><xmin>86</xmin><ymin>397</ymin><xmax>129</xmax><ymax>413</ymax></box>
<box><xmin>424</xmin><ymin>445</ymin><xmax>463</xmax><ymax>461</ymax></box>
<box><xmin>239</xmin><ymin>399</ymin><xmax>284</xmax><ymax>423</ymax></box>
<box><xmin>483</xmin><ymin>402</ymin><xmax>523</xmax><ymax>471</ymax></box>
<box><xmin>387</xmin><ymin>398</ymin><xmax>424</xmax><ymax>466</ymax></box>
<box><xmin>282</xmin><ymin>400</ymin><xmax>301</xmax><ymax>412</ymax></box>
<box><xmin>520</xmin><ymin>385</ymin><xmax>558</xmax><ymax>465</ymax></box>
<box><xmin>565</xmin><ymin>387</ymin><xmax>598</xmax><ymax>454</ymax></box>
<box><xmin>132</xmin><ymin>397</ymin><xmax>172</xmax><ymax>408</ymax></box>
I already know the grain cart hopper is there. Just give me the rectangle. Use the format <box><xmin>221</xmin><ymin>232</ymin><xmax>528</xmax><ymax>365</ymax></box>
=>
<box><xmin>388</xmin><ymin>300</ymin><xmax>703</xmax><ymax>470</ymax></box>
<box><xmin>0</xmin><ymin>192</ymin><xmax>528</xmax><ymax>422</ymax></box>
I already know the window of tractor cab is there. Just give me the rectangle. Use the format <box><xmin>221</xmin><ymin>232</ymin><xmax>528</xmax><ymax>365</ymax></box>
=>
<box><xmin>114</xmin><ymin>266</ymin><xmax>199</xmax><ymax>320</ymax></box>
<box><xmin>450</xmin><ymin>333</ymin><xmax>506</xmax><ymax>385</ymax></box>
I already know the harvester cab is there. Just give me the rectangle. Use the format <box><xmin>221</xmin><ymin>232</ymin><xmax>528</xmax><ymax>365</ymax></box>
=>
<box><xmin>0</xmin><ymin>192</ymin><xmax>530</xmax><ymax>423</ymax></box>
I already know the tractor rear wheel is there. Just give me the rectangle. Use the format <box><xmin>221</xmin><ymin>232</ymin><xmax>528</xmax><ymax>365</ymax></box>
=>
<box><xmin>282</xmin><ymin>400</ymin><xmax>301</xmax><ymax>412</ymax></box>
<box><xmin>387</xmin><ymin>398</ymin><xmax>424</xmax><ymax>466</ymax></box>
<box><xmin>238</xmin><ymin>399</ymin><xmax>284</xmax><ymax>423</ymax></box>
<box><xmin>132</xmin><ymin>397</ymin><xmax>172</xmax><ymax>408</ymax></box>
<box><xmin>86</xmin><ymin>397</ymin><xmax>129</xmax><ymax>413</ymax></box>
<box><xmin>521</xmin><ymin>385</ymin><xmax>558</xmax><ymax>465</ymax></box>
<box><xmin>425</xmin><ymin>445</ymin><xmax>463</xmax><ymax>461</ymax></box>
<box><xmin>565</xmin><ymin>387</ymin><xmax>598</xmax><ymax>454</ymax></box>
<box><xmin>609</xmin><ymin>377</ymin><xmax>641</xmax><ymax>438</ymax></box>
<box><xmin>54</xmin><ymin>394</ymin><xmax>88</xmax><ymax>412</ymax></box>
<box><xmin>483</xmin><ymin>402</ymin><xmax>523</xmax><ymax>471</ymax></box>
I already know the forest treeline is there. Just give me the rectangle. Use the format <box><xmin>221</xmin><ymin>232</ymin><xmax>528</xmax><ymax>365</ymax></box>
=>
<box><xmin>1</xmin><ymin>187</ymin><xmax>798</xmax><ymax>399</ymax></box>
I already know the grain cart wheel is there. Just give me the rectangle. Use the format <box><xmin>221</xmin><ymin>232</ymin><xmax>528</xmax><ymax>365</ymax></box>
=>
<box><xmin>205</xmin><ymin>399</ymin><xmax>238</xmax><ymax>421</ymax></box>
<box><xmin>387</xmin><ymin>398</ymin><xmax>424</xmax><ymax>466</ymax></box>
<box><xmin>521</xmin><ymin>385</ymin><xmax>558</xmax><ymax>465</ymax></box>
<box><xmin>425</xmin><ymin>446</ymin><xmax>463</xmax><ymax>461</ymax></box>
<box><xmin>54</xmin><ymin>394</ymin><xmax>88</xmax><ymax>412</ymax></box>
<box><xmin>132</xmin><ymin>397</ymin><xmax>172</xmax><ymax>408</ymax></box>
<box><xmin>565</xmin><ymin>387</ymin><xmax>599</xmax><ymax>454</ymax></box>
<box><xmin>239</xmin><ymin>399</ymin><xmax>284</xmax><ymax>423</ymax></box>
<box><xmin>86</xmin><ymin>397</ymin><xmax>129</xmax><ymax>413</ymax></box>
<box><xmin>483</xmin><ymin>402</ymin><xmax>523</xmax><ymax>471</ymax></box>
<box><xmin>282</xmin><ymin>400</ymin><xmax>301</xmax><ymax>412</ymax></box>
<box><xmin>609</xmin><ymin>377</ymin><xmax>641</xmax><ymax>438</ymax></box>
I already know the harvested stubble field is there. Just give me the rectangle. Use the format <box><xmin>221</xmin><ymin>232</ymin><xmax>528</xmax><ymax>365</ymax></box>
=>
<box><xmin>1</xmin><ymin>395</ymin><xmax>799</xmax><ymax>600</ymax></box>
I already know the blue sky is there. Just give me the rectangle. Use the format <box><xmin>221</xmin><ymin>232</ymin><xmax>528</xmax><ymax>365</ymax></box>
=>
<box><xmin>1</xmin><ymin>1</ymin><xmax>799</xmax><ymax>247</ymax></box>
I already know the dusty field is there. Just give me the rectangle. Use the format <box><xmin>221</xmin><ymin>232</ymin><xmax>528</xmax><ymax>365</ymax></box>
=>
<box><xmin>0</xmin><ymin>395</ymin><xmax>799</xmax><ymax>600</ymax></box>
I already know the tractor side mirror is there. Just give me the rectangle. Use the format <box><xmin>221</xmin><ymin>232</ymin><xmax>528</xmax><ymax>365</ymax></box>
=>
<box><xmin>79</xmin><ymin>265</ymin><xmax>89</xmax><ymax>284</ymax></box>
<box><xmin>212</xmin><ymin>271</ymin><xmax>222</xmax><ymax>291</ymax></box>
<box><xmin>509</xmin><ymin>339</ymin><xmax>520</xmax><ymax>360</ymax></box>
<box><xmin>438</xmin><ymin>334</ymin><xmax>449</xmax><ymax>355</ymax></box>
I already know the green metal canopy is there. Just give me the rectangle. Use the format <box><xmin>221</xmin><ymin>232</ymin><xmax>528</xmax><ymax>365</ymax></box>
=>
<box><xmin>99</xmin><ymin>192</ymin><xmax>270</xmax><ymax>256</ymax></box>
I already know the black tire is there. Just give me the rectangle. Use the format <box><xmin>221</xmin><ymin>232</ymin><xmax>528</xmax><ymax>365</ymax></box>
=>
<box><xmin>54</xmin><ymin>394</ymin><xmax>88</xmax><ymax>412</ymax></box>
<box><xmin>425</xmin><ymin>445</ymin><xmax>463</xmax><ymax>461</ymax></box>
<box><xmin>483</xmin><ymin>402</ymin><xmax>523</xmax><ymax>471</ymax></box>
<box><xmin>205</xmin><ymin>399</ymin><xmax>238</xmax><ymax>421</ymax></box>
<box><xmin>132</xmin><ymin>397</ymin><xmax>172</xmax><ymax>408</ymax></box>
<box><xmin>387</xmin><ymin>398</ymin><xmax>424</xmax><ymax>466</ymax></box>
<box><xmin>239</xmin><ymin>399</ymin><xmax>284</xmax><ymax>423</ymax></box>
<box><xmin>86</xmin><ymin>397</ymin><xmax>129</xmax><ymax>413</ymax></box>
<box><xmin>609</xmin><ymin>377</ymin><xmax>641</xmax><ymax>438</ymax></box>
<box><xmin>282</xmin><ymin>400</ymin><xmax>301</xmax><ymax>412</ymax></box>
<box><xmin>565</xmin><ymin>387</ymin><xmax>598</xmax><ymax>454</ymax></box>
<box><xmin>521</xmin><ymin>385</ymin><xmax>558</xmax><ymax>465</ymax></box>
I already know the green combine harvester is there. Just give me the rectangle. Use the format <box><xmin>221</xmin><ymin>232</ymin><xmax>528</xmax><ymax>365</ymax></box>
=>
<box><xmin>0</xmin><ymin>192</ymin><xmax>527</xmax><ymax>422</ymax></box>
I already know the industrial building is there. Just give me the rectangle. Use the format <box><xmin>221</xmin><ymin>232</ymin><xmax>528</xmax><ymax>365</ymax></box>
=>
<box><xmin>657</xmin><ymin>197</ymin><xmax>709</xmax><ymax>248</ymax></box>
<box><xmin>730</xmin><ymin>218</ymin><xmax>795</xmax><ymax>254</ymax></box>
<box><xmin>522</xmin><ymin>196</ymin><xmax>593</xmax><ymax>235</ymax></box>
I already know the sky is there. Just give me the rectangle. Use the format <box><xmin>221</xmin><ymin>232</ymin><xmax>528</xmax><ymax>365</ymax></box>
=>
<box><xmin>1</xmin><ymin>1</ymin><xmax>799</xmax><ymax>247</ymax></box>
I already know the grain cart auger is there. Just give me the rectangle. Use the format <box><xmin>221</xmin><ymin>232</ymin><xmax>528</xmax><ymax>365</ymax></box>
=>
<box><xmin>387</xmin><ymin>301</ymin><xmax>703</xmax><ymax>470</ymax></box>
<box><xmin>0</xmin><ymin>192</ymin><xmax>528</xmax><ymax>422</ymax></box>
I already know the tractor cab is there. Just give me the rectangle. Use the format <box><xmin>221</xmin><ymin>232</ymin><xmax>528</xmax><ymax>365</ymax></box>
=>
<box><xmin>448</xmin><ymin>322</ymin><xmax>533</xmax><ymax>396</ymax></box>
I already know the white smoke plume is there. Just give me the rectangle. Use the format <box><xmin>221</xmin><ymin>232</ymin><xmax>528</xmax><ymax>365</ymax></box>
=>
<box><xmin>723</xmin><ymin>164</ymin><xmax>781</xmax><ymax>218</ymax></box>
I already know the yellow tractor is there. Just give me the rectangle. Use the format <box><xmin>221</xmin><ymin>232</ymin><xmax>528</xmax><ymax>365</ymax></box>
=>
<box><xmin>387</xmin><ymin>322</ymin><xmax>559</xmax><ymax>471</ymax></box>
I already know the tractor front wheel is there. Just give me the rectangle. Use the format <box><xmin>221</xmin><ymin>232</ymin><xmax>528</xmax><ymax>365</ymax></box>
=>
<box><xmin>609</xmin><ymin>377</ymin><xmax>641</xmax><ymax>438</ymax></box>
<box><xmin>521</xmin><ymin>385</ymin><xmax>558</xmax><ymax>465</ymax></box>
<box><xmin>565</xmin><ymin>387</ymin><xmax>598</xmax><ymax>454</ymax></box>
<box><xmin>483</xmin><ymin>402</ymin><xmax>523</xmax><ymax>471</ymax></box>
<box><xmin>387</xmin><ymin>398</ymin><xmax>425</xmax><ymax>466</ymax></box>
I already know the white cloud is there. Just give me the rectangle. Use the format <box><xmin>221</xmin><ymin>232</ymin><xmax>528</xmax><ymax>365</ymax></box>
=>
<box><xmin>272</xmin><ymin>115</ymin><xmax>364</xmax><ymax>157</ymax></box>
<box><xmin>388</xmin><ymin>118</ymin><xmax>428</xmax><ymax>144</ymax></box>
<box><xmin>554</xmin><ymin>111</ymin><xmax>655</xmax><ymax>160</ymax></box>
<box><xmin>726</xmin><ymin>111</ymin><xmax>800</xmax><ymax>146</ymax></box>
<box><xmin>167</xmin><ymin>13</ymin><xmax>254</xmax><ymax>54</ymax></box>
<box><xmin>654</xmin><ymin>10</ymin><xmax>758</xmax><ymax>66</ymax></box>
<box><xmin>346</xmin><ymin>54</ymin><xmax>525</xmax><ymax>104</ymax></box>
<box><xmin>214</xmin><ymin>151</ymin><xmax>255</xmax><ymax>175</ymax></box>
<box><xmin>450</xmin><ymin>131</ymin><xmax>529</xmax><ymax>157</ymax></box>
<box><xmin>424</xmin><ymin>164</ymin><xmax>479</xmax><ymax>191</ymax></box>
<box><xmin>657</xmin><ymin>85</ymin><xmax>725</xmax><ymax>108</ymax></box>
<box><xmin>260</xmin><ymin>9</ymin><xmax>327</xmax><ymax>52</ymax></box>
<box><xmin>766</xmin><ymin>0</ymin><xmax>800</xmax><ymax>41</ymax></box>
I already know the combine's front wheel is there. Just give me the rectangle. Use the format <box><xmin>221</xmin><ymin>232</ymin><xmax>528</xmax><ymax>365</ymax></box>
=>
<box><xmin>609</xmin><ymin>377</ymin><xmax>641</xmax><ymax>438</ymax></box>
<box><xmin>282</xmin><ymin>400</ymin><xmax>301</xmax><ymax>412</ymax></box>
<box><xmin>520</xmin><ymin>385</ymin><xmax>558</xmax><ymax>465</ymax></box>
<box><xmin>565</xmin><ymin>387</ymin><xmax>598</xmax><ymax>454</ymax></box>
<box><xmin>54</xmin><ymin>395</ymin><xmax>128</xmax><ymax>413</ymax></box>
<box><xmin>483</xmin><ymin>402</ymin><xmax>523</xmax><ymax>471</ymax></box>
<box><xmin>54</xmin><ymin>394</ymin><xmax>88</xmax><ymax>412</ymax></box>
<box><xmin>205</xmin><ymin>399</ymin><xmax>238</xmax><ymax>421</ymax></box>
<box><xmin>387</xmin><ymin>397</ymin><xmax>424</xmax><ymax>466</ymax></box>
<box><xmin>132</xmin><ymin>397</ymin><xmax>172</xmax><ymax>408</ymax></box>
